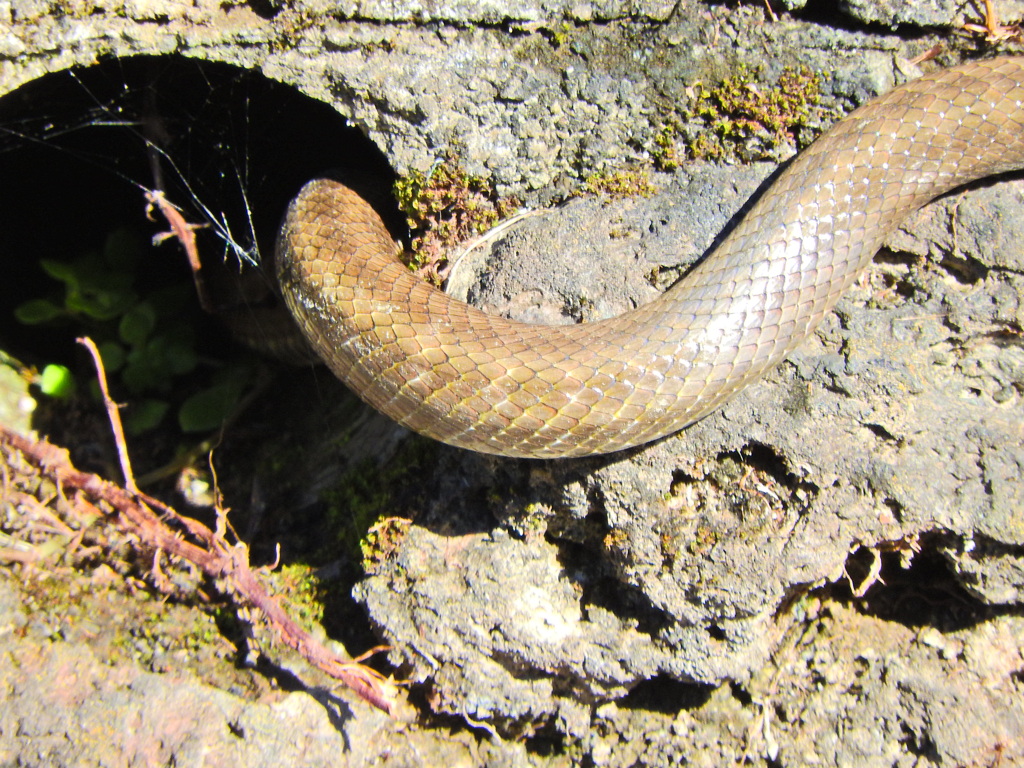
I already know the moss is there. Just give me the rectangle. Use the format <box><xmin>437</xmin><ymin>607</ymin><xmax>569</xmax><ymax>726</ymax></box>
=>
<box><xmin>583</xmin><ymin>168</ymin><xmax>656</xmax><ymax>198</ymax></box>
<box><xmin>360</xmin><ymin>517</ymin><xmax>411</xmax><ymax>572</ymax></box>
<box><xmin>119</xmin><ymin>605</ymin><xmax>225</xmax><ymax>667</ymax></box>
<box><xmin>543</xmin><ymin>21</ymin><xmax>576</xmax><ymax>49</ymax></box>
<box><xmin>320</xmin><ymin>438</ymin><xmax>431</xmax><ymax>564</ymax></box>
<box><xmin>659</xmin><ymin>530</ymin><xmax>681</xmax><ymax>567</ymax></box>
<box><xmin>688</xmin><ymin>524</ymin><xmax>719</xmax><ymax>556</ymax></box>
<box><xmin>652</xmin><ymin>122</ymin><xmax>682</xmax><ymax>172</ymax></box>
<box><xmin>505</xmin><ymin>502</ymin><xmax>551</xmax><ymax>542</ymax></box>
<box><xmin>684</xmin><ymin>65</ymin><xmax>823</xmax><ymax>162</ymax></box>
<box><xmin>272</xmin><ymin>563</ymin><xmax>325</xmax><ymax>631</ymax></box>
<box><xmin>604</xmin><ymin>527</ymin><xmax>630</xmax><ymax>551</ymax></box>
<box><xmin>13</xmin><ymin>560</ymin><xmax>226</xmax><ymax>673</ymax></box>
<box><xmin>394</xmin><ymin>156</ymin><xmax>519</xmax><ymax>284</ymax></box>
<box><xmin>321</xmin><ymin>459</ymin><xmax>391</xmax><ymax>560</ymax></box>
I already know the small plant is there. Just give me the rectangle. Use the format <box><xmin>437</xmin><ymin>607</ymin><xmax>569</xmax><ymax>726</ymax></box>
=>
<box><xmin>321</xmin><ymin>438</ymin><xmax>430</xmax><ymax>566</ymax></box>
<box><xmin>393</xmin><ymin>156</ymin><xmax>519</xmax><ymax>284</ymax></box>
<box><xmin>274</xmin><ymin>563</ymin><xmax>326</xmax><ymax>632</ymax></box>
<box><xmin>543</xmin><ymin>21</ymin><xmax>575</xmax><ymax>48</ymax></box>
<box><xmin>583</xmin><ymin>168</ymin><xmax>656</xmax><ymax>198</ymax></box>
<box><xmin>603</xmin><ymin>527</ymin><xmax>630</xmax><ymax>551</ymax></box>
<box><xmin>360</xmin><ymin>516</ymin><xmax>411</xmax><ymax>572</ymax></box>
<box><xmin>689</xmin><ymin>523</ymin><xmax>719</xmax><ymax>556</ymax></box>
<box><xmin>15</xmin><ymin>227</ymin><xmax>252</xmax><ymax>434</ymax></box>
<box><xmin>684</xmin><ymin>65</ymin><xmax>823</xmax><ymax>162</ymax></box>
<box><xmin>35</xmin><ymin>363</ymin><xmax>76</xmax><ymax>398</ymax></box>
<box><xmin>653</xmin><ymin>122</ymin><xmax>682</xmax><ymax>172</ymax></box>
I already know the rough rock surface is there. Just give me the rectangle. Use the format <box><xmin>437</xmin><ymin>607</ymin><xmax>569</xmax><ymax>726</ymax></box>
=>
<box><xmin>355</xmin><ymin>169</ymin><xmax>1024</xmax><ymax>740</ymax></box>
<box><xmin>0</xmin><ymin>1</ymin><xmax>1022</xmax><ymax>766</ymax></box>
<box><xmin>839</xmin><ymin>0</ymin><xmax>1024</xmax><ymax>29</ymax></box>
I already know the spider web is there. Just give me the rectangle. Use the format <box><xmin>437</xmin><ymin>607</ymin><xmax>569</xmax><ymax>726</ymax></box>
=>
<box><xmin>0</xmin><ymin>57</ymin><xmax>279</xmax><ymax>267</ymax></box>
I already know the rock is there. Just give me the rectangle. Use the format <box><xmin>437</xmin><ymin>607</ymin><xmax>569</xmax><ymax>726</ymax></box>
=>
<box><xmin>838</xmin><ymin>0</ymin><xmax>1024</xmax><ymax>29</ymax></box>
<box><xmin>355</xmin><ymin>166</ymin><xmax>1024</xmax><ymax>728</ymax></box>
<box><xmin>1</xmin><ymin>1</ymin><xmax>1022</xmax><ymax>765</ymax></box>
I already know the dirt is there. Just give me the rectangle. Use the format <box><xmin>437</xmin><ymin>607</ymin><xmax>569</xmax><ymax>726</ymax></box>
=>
<box><xmin>0</xmin><ymin>1</ymin><xmax>1022</xmax><ymax>766</ymax></box>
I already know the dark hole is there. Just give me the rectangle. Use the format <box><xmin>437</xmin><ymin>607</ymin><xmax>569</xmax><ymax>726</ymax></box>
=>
<box><xmin>0</xmin><ymin>53</ymin><xmax>400</xmax><ymax>677</ymax></box>
<box><xmin>247</xmin><ymin>0</ymin><xmax>283</xmax><ymax>19</ymax></box>
<box><xmin>841</xmin><ymin>542</ymin><xmax>1005</xmax><ymax>631</ymax></box>
<box><xmin>729</xmin><ymin>680</ymin><xmax>752</xmax><ymax>705</ymax></box>
<box><xmin>0</xmin><ymin>54</ymin><xmax>398</xmax><ymax>367</ymax></box>
<box><xmin>619</xmin><ymin>675</ymin><xmax>714</xmax><ymax>713</ymax></box>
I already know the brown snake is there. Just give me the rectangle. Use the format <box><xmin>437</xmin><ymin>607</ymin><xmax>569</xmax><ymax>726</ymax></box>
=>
<box><xmin>276</xmin><ymin>57</ymin><xmax>1024</xmax><ymax>459</ymax></box>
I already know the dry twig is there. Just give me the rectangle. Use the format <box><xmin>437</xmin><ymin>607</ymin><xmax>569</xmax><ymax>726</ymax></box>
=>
<box><xmin>77</xmin><ymin>337</ymin><xmax>137</xmax><ymax>495</ymax></box>
<box><xmin>906</xmin><ymin>45</ymin><xmax>944</xmax><ymax>66</ymax></box>
<box><xmin>0</xmin><ymin>423</ymin><xmax>399</xmax><ymax>713</ymax></box>
<box><xmin>145</xmin><ymin>189</ymin><xmax>205</xmax><ymax>274</ymax></box>
<box><xmin>962</xmin><ymin>0</ymin><xmax>1022</xmax><ymax>42</ymax></box>
<box><xmin>145</xmin><ymin>188</ymin><xmax>220</xmax><ymax>315</ymax></box>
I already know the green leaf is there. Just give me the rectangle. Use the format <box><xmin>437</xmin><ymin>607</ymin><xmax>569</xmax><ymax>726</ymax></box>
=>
<box><xmin>119</xmin><ymin>302</ymin><xmax>157</xmax><ymax>347</ymax></box>
<box><xmin>14</xmin><ymin>299</ymin><xmax>64</xmax><ymax>325</ymax></box>
<box><xmin>121</xmin><ymin>348</ymin><xmax>161</xmax><ymax>395</ymax></box>
<box><xmin>125</xmin><ymin>398</ymin><xmax>169</xmax><ymax>435</ymax></box>
<box><xmin>37</xmin><ymin>364</ymin><xmax>75</xmax><ymax>398</ymax></box>
<box><xmin>66</xmin><ymin>282</ymin><xmax>138</xmax><ymax>320</ymax></box>
<box><xmin>39</xmin><ymin>258</ymin><xmax>80</xmax><ymax>287</ymax></box>
<box><xmin>97</xmin><ymin>341</ymin><xmax>126</xmax><ymax>373</ymax></box>
<box><xmin>163</xmin><ymin>338</ymin><xmax>198</xmax><ymax>376</ymax></box>
<box><xmin>178</xmin><ymin>380</ymin><xmax>244</xmax><ymax>433</ymax></box>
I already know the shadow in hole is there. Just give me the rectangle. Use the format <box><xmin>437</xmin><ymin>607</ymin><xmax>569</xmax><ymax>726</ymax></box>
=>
<box><xmin>619</xmin><ymin>674</ymin><xmax>714</xmax><ymax>714</ymax></box>
<box><xmin>0</xmin><ymin>53</ymin><xmax>407</xmax><ymax>721</ymax></box>
<box><xmin>0</xmin><ymin>53</ymin><xmax>399</xmax><ymax>367</ymax></box>
<box><xmin>839</xmin><ymin>533</ymin><xmax>1021</xmax><ymax>632</ymax></box>
<box><xmin>0</xmin><ymin>52</ymin><xmax>407</xmax><ymax>535</ymax></box>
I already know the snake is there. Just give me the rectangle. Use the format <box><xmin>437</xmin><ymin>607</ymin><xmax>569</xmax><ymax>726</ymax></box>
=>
<box><xmin>275</xmin><ymin>57</ymin><xmax>1024</xmax><ymax>459</ymax></box>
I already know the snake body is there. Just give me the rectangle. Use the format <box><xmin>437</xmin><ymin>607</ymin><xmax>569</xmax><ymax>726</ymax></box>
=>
<box><xmin>276</xmin><ymin>58</ymin><xmax>1024</xmax><ymax>458</ymax></box>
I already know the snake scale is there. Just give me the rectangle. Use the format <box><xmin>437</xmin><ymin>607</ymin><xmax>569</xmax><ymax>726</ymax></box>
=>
<box><xmin>276</xmin><ymin>57</ymin><xmax>1024</xmax><ymax>459</ymax></box>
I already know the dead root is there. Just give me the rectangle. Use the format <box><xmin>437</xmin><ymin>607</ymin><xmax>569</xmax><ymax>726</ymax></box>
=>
<box><xmin>0</xmin><ymin>423</ymin><xmax>399</xmax><ymax>713</ymax></box>
<box><xmin>0</xmin><ymin>338</ymin><xmax>400</xmax><ymax>714</ymax></box>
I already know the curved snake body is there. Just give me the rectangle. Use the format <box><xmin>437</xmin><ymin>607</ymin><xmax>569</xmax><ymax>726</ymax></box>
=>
<box><xmin>276</xmin><ymin>57</ymin><xmax>1024</xmax><ymax>458</ymax></box>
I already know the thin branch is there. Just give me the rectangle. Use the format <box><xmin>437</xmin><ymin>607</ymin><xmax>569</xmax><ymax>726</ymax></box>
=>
<box><xmin>0</xmin><ymin>426</ymin><xmax>399</xmax><ymax>714</ymax></box>
<box><xmin>146</xmin><ymin>189</ymin><xmax>206</xmax><ymax>273</ymax></box>
<box><xmin>144</xmin><ymin>189</ymin><xmax>221</xmax><ymax>315</ymax></box>
<box><xmin>77</xmin><ymin>336</ymin><xmax>138</xmax><ymax>496</ymax></box>
<box><xmin>961</xmin><ymin>0</ymin><xmax>1022</xmax><ymax>41</ymax></box>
